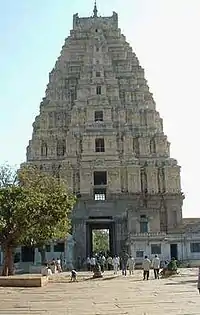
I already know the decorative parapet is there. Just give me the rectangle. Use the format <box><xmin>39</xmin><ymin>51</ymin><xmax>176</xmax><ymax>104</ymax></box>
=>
<box><xmin>130</xmin><ymin>232</ymin><xmax>167</xmax><ymax>241</ymax></box>
<box><xmin>73</xmin><ymin>11</ymin><xmax>118</xmax><ymax>31</ymax></box>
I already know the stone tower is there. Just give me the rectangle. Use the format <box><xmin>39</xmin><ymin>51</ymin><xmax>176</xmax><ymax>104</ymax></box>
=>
<box><xmin>26</xmin><ymin>4</ymin><xmax>184</xmax><ymax>260</ymax></box>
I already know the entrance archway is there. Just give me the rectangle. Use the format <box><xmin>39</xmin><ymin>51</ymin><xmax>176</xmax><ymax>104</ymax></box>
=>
<box><xmin>86</xmin><ymin>218</ymin><xmax>116</xmax><ymax>256</ymax></box>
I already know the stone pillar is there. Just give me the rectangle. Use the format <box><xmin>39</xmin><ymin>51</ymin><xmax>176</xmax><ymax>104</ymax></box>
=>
<box><xmin>145</xmin><ymin>109</ymin><xmax>155</xmax><ymax>127</ymax></box>
<box><xmin>108</xmin><ymin>168</ymin><xmax>121</xmax><ymax>193</ymax></box>
<box><xmin>115</xmin><ymin>218</ymin><xmax>123</xmax><ymax>255</ymax></box>
<box><xmin>124</xmin><ymin>135</ymin><xmax>133</xmax><ymax>155</ymax></box>
<box><xmin>164</xmin><ymin>166</ymin><xmax>181</xmax><ymax>193</ymax></box>
<box><xmin>139</xmin><ymin>137</ymin><xmax>150</xmax><ymax>156</ymax></box>
<box><xmin>65</xmin><ymin>234</ymin><xmax>75</xmax><ymax>270</ymax></box>
<box><xmin>127</xmin><ymin>166</ymin><xmax>141</xmax><ymax>193</ymax></box>
<box><xmin>155</xmin><ymin>136</ymin><xmax>168</xmax><ymax>156</ymax></box>
<box><xmin>73</xmin><ymin>219</ymin><xmax>87</xmax><ymax>266</ymax></box>
<box><xmin>60</xmin><ymin>162</ymin><xmax>73</xmax><ymax>191</ymax></box>
<box><xmin>146</xmin><ymin>166</ymin><xmax>158</xmax><ymax>193</ymax></box>
<box><xmin>80</xmin><ymin>169</ymin><xmax>92</xmax><ymax>194</ymax></box>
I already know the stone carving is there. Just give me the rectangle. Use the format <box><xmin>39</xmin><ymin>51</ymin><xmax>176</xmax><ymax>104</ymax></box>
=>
<box><xmin>95</xmin><ymin>159</ymin><xmax>105</xmax><ymax>167</ymax></box>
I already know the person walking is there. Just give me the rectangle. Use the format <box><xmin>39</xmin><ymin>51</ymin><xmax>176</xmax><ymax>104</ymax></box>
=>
<box><xmin>112</xmin><ymin>256</ymin><xmax>119</xmax><ymax>275</ymax></box>
<box><xmin>107</xmin><ymin>256</ymin><xmax>113</xmax><ymax>271</ymax></box>
<box><xmin>121</xmin><ymin>251</ymin><xmax>129</xmax><ymax>276</ymax></box>
<box><xmin>56</xmin><ymin>258</ymin><xmax>62</xmax><ymax>272</ymax></box>
<box><xmin>90</xmin><ymin>256</ymin><xmax>96</xmax><ymax>272</ymax></box>
<box><xmin>152</xmin><ymin>255</ymin><xmax>160</xmax><ymax>279</ymax></box>
<box><xmin>127</xmin><ymin>256</ymin><xmax>135</xmax><ymax>275</ymax></box>
<box><xmin>86</xmin><ymin>256</ymin><xmax>91</xmax><ymax>271</ymax></box>
<box><xmin>99</xmin><ymin>255</ymin><xmax>106</xmax><ymax>273</ymax></box>
<box><xmin>142</xmin><ymin>256</ymin><xmax>151</xmax><ymax>280</ymax></box>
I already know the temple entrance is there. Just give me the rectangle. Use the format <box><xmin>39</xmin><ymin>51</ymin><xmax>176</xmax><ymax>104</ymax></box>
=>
<box><xmin>86</xmin><ymin>218</ymin><xmax>115</xmax><ymax>256</ymax></box>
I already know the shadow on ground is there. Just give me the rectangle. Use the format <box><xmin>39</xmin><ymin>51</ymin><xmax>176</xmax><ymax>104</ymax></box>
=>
<box><xmin>165</xmin><ymin>279</ymin><xmax>197</xmax><ymax>286</ymax></box>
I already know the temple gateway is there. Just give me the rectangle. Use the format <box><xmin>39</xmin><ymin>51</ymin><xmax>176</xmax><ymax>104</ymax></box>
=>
<box><xmin>5</xmin><ymin>4</ymin><xmax>200</xmax><ymax>267</ymax></box>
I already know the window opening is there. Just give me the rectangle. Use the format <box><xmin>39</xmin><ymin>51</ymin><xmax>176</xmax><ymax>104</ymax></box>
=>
<box><xmin>94</xmin><ymin>171</ymin><xmax>107</xmax><ymax>186</ymax></box>
<box><xmin>140</xmin><ymin>222</ymin><xmax>148</xmax><ymax>233</ymax></box>
<box><xmin>53</xmin><ymin>242</ymin><xmax>64</xmax><ymax>252</ymax></box>
<box><xmin>136</xmin><ymin>251</ymin><xmax>144</xmax><ymax>258</ymax></box>
<box><xmin>151</xmin><ymin>244</ymin><xmax>161</xmax><ymax>255</ymax></box>
<box><xmin>95</xmin><ymin>138</ymin><xmax>105</xmax><ymax>152</ymax></box>
<box><xmin>96</xmin><ymin>86</ymin><xmax>102</xmax><ymax>95</ymax></box>
<box><xmin>190</xmin><ymin>243</ymin><xmax>200</xmax><ymax>253</ymax></box>
<box><xmin>95</xmin><ymin>111</ymin><xmax>103</xmax><ymax>122</ymax></box>
<box><xmin>96</xmin><ymin>71</ymin><xmax>101</xmax><ymax>77</ymax></box>
<box><xmin>94</xmin><ymin>188</ymin><xmax>106</xmax><ymax>201</ymax></box>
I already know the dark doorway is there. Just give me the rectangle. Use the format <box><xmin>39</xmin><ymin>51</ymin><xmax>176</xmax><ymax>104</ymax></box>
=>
<box><xmin>94</xmin><ymin>171</ymin><xmax>107</xmax><ymax>185</ymax></box>
<box><xmin>170</xmin><ymin>244</ymin><xmax>178</xmax><ymax>260</ymax></box>
<box><xmin>86</xmin><ymin>220</ymin><xmax>115</xmax><ymax>256</ymax></box>
<box><xmin>21</xmin><ymin>246</ymin><xmax>35</xmax><ymax>263</ymax></box>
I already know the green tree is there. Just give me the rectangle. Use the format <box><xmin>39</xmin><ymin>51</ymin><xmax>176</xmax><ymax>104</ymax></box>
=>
<box><xmin>92</xmin><ymin>230</ymin><xmax>109</xmax><ymax>253</ymax></box>
<box><xmin>0</xmin><ymin>164</ymin><xmax>76</xmax><ymax>276</ymax></box>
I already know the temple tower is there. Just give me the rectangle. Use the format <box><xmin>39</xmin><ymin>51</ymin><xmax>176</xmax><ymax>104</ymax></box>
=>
<box><xmin>26</xmin><ymin>4</ymin><xmax>184</xmax><ymax>261</ymax></box>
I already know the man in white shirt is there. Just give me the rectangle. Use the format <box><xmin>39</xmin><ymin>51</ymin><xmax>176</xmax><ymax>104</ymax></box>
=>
<box><xmin>90</xmin><ymin>256</ymin><xmax>96</xmax><ymax>272</ymax></box>
<box><xmin>112</xmin><ymin>256</ymin><xmax>119</xmax><ymax>275</ymax></box>
<box><xmin>142</xmin><ymin>256</ymin><xmax>151</xmax><ymax>280</ymax></box>
<box><xmin>127</xmin><ymin>256</ymin><xmax>135</xmax><ymax>275</ymax></box>
<box><xmin>86</xmin><ymin>256</ymin><xmax>91</xmax><ymax>271</ymax></box>
<box><xmin>152</xmin><ymin>255</ymin><xmax>160</xmax><ymax>279</ymax></box>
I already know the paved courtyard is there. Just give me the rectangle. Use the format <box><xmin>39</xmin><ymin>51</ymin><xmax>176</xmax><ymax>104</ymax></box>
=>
<box><xmin>0</xmin><ymin>268</ymin><xmax>199</xmax><ymax>315</ymax></box>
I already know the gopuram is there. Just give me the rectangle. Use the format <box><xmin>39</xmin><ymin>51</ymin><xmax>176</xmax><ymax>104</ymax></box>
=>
<box><xmin>25</xmin><ymin>3</ymin><xmax>185</xmax><ymax>263</ymax></box>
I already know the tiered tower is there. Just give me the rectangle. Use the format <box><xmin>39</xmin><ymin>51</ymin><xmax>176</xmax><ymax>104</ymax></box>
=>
<box><xmin>26</xmin><ymin>4</ymin><xmax>184</xmax><ymax>260</ymax></box>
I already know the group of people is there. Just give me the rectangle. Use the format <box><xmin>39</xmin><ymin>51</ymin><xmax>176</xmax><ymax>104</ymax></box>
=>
<box><xmin>86</xmin><ymin>253</ymin><xmax>177</xmax><ymax>280</ymax></box>
<box><xmin>142</xmin><ymin>255</ymin><xmax>160</xmax><ymax>280</ymax></box>
<box><xmin>86</xmin><ymin>253</ymin><xmax>135</xmax><ymax>276</ymax></box>
<box><xmin>41</xmin><ymin>257</ymin><xmax>62</xmax><ymax>276</ymax></box>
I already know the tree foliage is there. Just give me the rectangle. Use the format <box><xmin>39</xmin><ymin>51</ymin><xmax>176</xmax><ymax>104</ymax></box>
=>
<box><xmin>92</xmin><ymin>230</ymin><xmax>109</xmax><ymax>254</ymax></box>
<box><xmin>0</xmin><ymin>164</ymin><xmax>76</xmax><ymax>276</ymax></box>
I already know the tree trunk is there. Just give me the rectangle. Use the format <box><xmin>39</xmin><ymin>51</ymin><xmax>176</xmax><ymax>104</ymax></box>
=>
<box><xmin>39</xmin><ymin>246</ymin><xmax>46</xmax><ymax>265</ymax></box>
<box><xmin>2</xmin><ymin>245</ymin><xmax>15</xmax><ymax>276</ymax></box>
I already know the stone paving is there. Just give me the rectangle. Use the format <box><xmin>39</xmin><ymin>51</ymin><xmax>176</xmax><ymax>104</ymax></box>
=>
<box><xmin>0</xmin><ymin>268</ymin><xmax>199</xmax><ymax>315</ymax></box>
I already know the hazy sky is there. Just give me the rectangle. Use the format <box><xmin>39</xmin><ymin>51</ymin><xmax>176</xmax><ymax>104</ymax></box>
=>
<box><xmin>0</xmin><ymin>0</ymin><xmax>199</xmax><ymax>217</ymax></box>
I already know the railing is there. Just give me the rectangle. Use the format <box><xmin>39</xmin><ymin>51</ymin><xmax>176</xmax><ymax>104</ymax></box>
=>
<box><xmin>130</xmin><ymin>232</ymin><xmax>167</xmax><ymax>237</ymax></box>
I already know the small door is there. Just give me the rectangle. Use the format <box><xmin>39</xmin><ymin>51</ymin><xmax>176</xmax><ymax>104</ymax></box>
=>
<box><xmin>170</xmin><ymin>244</ymin><xmax>178</xmax><ymax>260</ymax></box>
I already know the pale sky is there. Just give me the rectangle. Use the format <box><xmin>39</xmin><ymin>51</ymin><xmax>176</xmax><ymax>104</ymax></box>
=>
<box><xmin>0</xmin><ymin>0</ymin><xmax>199</xmax><ymax>218</ymax></box>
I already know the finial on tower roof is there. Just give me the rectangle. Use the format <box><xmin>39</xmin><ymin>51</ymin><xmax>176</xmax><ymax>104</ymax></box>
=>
<box><xmin>93</xmin><ymin>1</ymin><xmax>98</xmax><ymax>17</ymax></box>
